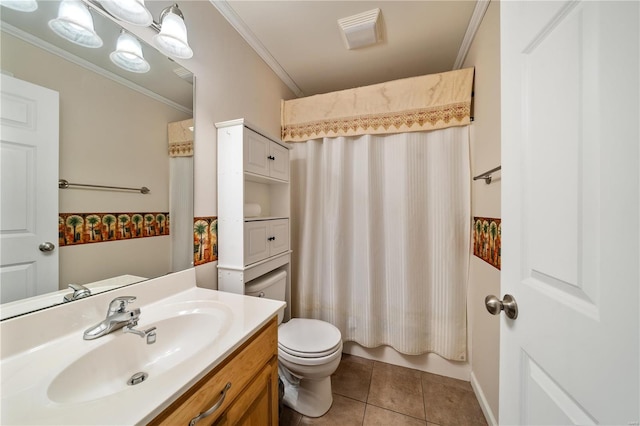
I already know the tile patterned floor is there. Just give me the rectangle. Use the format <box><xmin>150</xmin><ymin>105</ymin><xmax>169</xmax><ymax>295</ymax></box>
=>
<box><xmin>280</xmin><ymin>354</ymin><xmax>487</xmax><ymax>426</ymax></box>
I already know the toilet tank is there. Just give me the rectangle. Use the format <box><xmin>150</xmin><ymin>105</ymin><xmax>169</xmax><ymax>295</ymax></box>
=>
<box><xmin>245</xmin><ymin>270</ymin><xmax>287</xmax><ymax>324</ymax></box>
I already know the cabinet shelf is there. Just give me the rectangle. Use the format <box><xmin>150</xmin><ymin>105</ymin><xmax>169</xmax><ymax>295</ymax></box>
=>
<box><xmin>244</xmin><ymin>216</ymin><xmax>288</xmax><ymax>222</ymax></box>
<box><xmin>244</xmin><ymin>172</ymin><xmax>288</xmax><ymax>185</ymax></box>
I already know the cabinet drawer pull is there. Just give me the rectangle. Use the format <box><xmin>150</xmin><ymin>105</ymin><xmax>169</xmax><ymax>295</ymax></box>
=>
<box><xmin>189</xmin><ymin>382</ymin><xmax>232</xmax><ymax>426</ymax></box>
<box><xmin>267</xmin><ymin>155</ymin><xmax>275</xmax><ymax>160</ymax></box>
<box><xmin>267</xmin><ymin>236</ymin><xmax>276</xmax><ymax>241</ymax></box>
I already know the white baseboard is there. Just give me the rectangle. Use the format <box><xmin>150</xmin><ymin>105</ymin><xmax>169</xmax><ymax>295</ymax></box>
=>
<box><xmin>470</xmin><ymin>370</ymin><xmax>498</xmax><ymax>426</ymax></box>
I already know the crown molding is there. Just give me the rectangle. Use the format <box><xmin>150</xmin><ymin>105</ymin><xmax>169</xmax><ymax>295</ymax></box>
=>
<box><xmin>1</xmin><ymin>23</ymin><xmax>193</xmax><ymax>115</ymax></box>
<box><xmin>209</xmin><ymin>0</ymin><xmax>304</xmax><ymax>98</ymax></box>
<box><xmin>453</xmin><ymin>0</ymin><xmax>491</xmax><ymax>69</ymax></box>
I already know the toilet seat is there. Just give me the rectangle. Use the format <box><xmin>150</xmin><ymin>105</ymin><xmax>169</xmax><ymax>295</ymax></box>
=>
<box><xmin>278</xmin><ymin>344</ymin><xmax>342</xmax><ymax>366</ymax></box>
<box><xmin>278</xmin><ymin>318</ymin><xmax>342</xmax><ymax>359</ymax></box>
<box><xmin>278</xmin><ymin>341</ymin><xmax>342</xmax><ymax>358</ymax></box>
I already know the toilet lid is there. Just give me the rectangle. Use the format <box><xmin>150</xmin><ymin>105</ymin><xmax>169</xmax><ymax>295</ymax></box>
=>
<box><xmin>278</xmin><ymin>318</ymin><xmax>342</xmax><ymax>357</ymax></box>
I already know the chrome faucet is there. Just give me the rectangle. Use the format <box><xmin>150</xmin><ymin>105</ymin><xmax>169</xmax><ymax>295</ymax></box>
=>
<box><xmin>83</xmin><ymin>296</ymin><xmax>156</xmax><ymax>343</ymax></box>
<box><xmin>63</xmin><ymin>284</ymin><xmax>91</xmax><ymax>302</ymax></box>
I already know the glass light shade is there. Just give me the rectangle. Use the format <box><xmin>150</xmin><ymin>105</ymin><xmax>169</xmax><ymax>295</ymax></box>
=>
<box><xmin>109</xmin><ymin>31</ymin><xmax>150</xmax><ymax>73</ymax></box>
<box><xmin>48</xmin><ymin>0</ymin><xmax>103</xmax><ymax>48</ymax></box>
<box><xmin>0</xmin><ymin>0</ymin><xmax>38</xmax><ymax>12</ymax></box>
<box><xmin>98</xmin><ymin>0</ymin><xmax>152</xmax><ymax>26</ymax></box>
<box><xmin>153</xmin><ymin>10</ymin><xmax>193</xmax><ymax>59</ymax></box>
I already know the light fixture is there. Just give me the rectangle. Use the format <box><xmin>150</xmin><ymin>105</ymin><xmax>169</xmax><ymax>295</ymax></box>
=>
<box><xmin>337</xmin><ymin>8</ymin><xmax>382</xmax><ymax>50</ymax></box>
<box><xmin>152</xmin><ymin>4</ymin><xmax>193</xmax><ymax>59</ymax></box>
<box><xmin>48</xmin><ymin>0</ymin><xmax>103</xmax><ymax>48</ymax></box>
<box><xmin>46</xmin><ymin>0</ymin><xmax>194</xmax><ymax>62</ymax></box>
<box><xmin>0</xmin><ymin>0</ymin><xmax>38</xmax><ymax>12</ymax></box>
<box><xmin>110</xmin><ymin>29</ymin><xmax>150</xmax><ymax>73</ymax></box>
<box><xmin>98</xmin><ymin>0</ymin><xmax>152</xmax><ymax>26</ymax></box>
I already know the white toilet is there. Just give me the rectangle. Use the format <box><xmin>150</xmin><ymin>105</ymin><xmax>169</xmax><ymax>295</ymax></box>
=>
<box><xmin>245</xmin><ymin>270</ymin><xmax>343</xmax><ymax>418</ymax></box>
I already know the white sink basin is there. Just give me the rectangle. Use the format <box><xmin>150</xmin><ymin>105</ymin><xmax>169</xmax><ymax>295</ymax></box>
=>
<box><xmin>48</xmin><ymin>300</ymin><xmax>232</xmax><ymax>404</ymax></box>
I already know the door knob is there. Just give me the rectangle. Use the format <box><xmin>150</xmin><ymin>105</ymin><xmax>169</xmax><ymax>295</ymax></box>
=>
<box><xmin>485</xmin><ymin>294</ymin><xmax>518</xmax><ymax>319</ymax></box>
<box><xmin>39</xmin><ymin>242</ymin><xmax>55</xmax><ymax>252</ymax></box>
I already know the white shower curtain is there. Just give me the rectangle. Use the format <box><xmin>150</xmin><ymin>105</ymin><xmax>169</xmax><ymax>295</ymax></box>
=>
<box><xmin>170</xmin><ymin>156</ymin><xmax>193</xmax><ymax>272</ymax></box>
<box><xmin>290</xmin><ymin>127</ymin><xmax>470</xmax><ymax>360</ymax></box>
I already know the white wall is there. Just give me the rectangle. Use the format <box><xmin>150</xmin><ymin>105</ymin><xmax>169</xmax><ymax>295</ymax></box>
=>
<box><xmin>1</xmin><ymin>33</ymin><xmax>190</xmax><ymax>289</ymax></box>
<box><xmin>462</xmin><ymin>2</ymin><xmax>501</xmax><ymax>424</ymax></box>
<box><xmin>122</xmin><ymin>2</ymin><xmax>296</xmax><ymax>289</ymax></box>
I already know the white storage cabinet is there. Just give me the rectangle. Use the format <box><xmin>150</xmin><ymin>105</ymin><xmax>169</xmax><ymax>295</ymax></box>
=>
<box><xmin>216</xmin><ymin>119</ymin><xmax>291</xmax><ymax>320</ymax></box>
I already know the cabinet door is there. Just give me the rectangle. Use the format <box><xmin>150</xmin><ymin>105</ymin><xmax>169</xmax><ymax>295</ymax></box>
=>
<box><xmin>244</xmin><ymin>220</ymin><xmax>290</xmax><ymax>265</ymax></box>
<box><xmin>269</xmin><ymin>142</ymin><xmax>289</xmax><ymax>181</ymax></box>
<box><xmin>244</xmin><ymin>130</ymin><xmax>270</xmax><ymax>177</ymax></box>
<box><xmin>269</xmin><ymin>219</ymin><xmax>289</xmax><ymax>257</ymax></box>
<box><xmin>244</xmin><ymin>221</ymin><xmax>270</xmax><ymax>265</ymax></box>
<box><xmin>214</xmin><ymin>360</ymin><xmax>278</xmax><ymax>426</ymax></box>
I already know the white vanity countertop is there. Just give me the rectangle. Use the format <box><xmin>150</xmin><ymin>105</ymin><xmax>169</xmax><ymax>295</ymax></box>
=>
<box><xmin>0</xmin><ymin>269</ymin><xmax>285</xmax><ymax>425</ymax></box>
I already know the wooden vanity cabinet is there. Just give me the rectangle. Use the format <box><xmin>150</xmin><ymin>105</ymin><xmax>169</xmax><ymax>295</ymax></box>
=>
<box><xmin>149</xmin><ymin>318</ymin><xmax>279</xmax><ymax>426</ymax></box>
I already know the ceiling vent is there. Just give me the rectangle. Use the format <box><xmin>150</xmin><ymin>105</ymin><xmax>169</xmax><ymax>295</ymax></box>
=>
<box><xmin>337</xmin><ymin>8</ymin><xmax>382</xmax><ymax>50</ymax></box>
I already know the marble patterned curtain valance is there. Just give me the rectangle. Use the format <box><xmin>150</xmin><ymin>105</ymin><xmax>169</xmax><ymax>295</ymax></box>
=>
<box><xmin>281</xmin><ymin>68</ymin><xmax>474</xmax><ymax>142</ymax></box>
<box><xmin>168</xmin><ymin>118</ymin><xmax>194</xmax><ymax>157</ymax></box>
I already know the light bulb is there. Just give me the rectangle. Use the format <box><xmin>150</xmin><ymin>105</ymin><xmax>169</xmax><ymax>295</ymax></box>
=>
<box><xmin>98</xmin><ymin>0</ymin><xmax>152</xmax><ymax>26</ymax></box>
<box><xmin>110</xmin><ymin>31</ymin><xmax>150</xmax><ymax>73</ymax></box>
<box><xmin>0</xmin><ymin>0</ymin><xmax>38</xmax><ymax>12</ymax></box>
<box><xmin>48</xmin><ymin>0</ymin><xmax>102</xmax><ymax>48</ymax></box>
<box><xmin>153</xmin><ymin>7</ymin><xmax>193</xmax><ymax>59</ymax></box>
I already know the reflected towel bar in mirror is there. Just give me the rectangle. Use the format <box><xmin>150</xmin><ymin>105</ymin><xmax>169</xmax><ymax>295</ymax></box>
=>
<box><xmin>473</xmin><ymin>166</ymin><xmax>501</xmax><ymax>184</ymax></box>
<box><xmin>59</xmin><ymin>179</ymin><xmax>150</xmax><ymax>194</ymax></box>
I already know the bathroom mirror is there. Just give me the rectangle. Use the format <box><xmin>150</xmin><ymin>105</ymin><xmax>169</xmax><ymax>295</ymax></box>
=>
<box><xmin>0</xmin><ymin>1</ymin><xmax>194</xmax><ymax>320</ymax></box>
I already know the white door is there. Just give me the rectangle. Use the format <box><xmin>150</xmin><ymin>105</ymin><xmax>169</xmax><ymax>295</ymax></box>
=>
<box><xmin>0</xmin><ymin>74</ymin><xmax>59</xmax><ymax>303</ymax></box>
<box><xmin>500</xmin><ymin>1</ymin><xmax>639</xmax><ymax>424</ymax></box>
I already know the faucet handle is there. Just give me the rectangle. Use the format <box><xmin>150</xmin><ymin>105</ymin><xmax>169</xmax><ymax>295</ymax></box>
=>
<box><xmin>70</xmin><ymin>284</ymin><xmax>91</xmax><ymax>297</ymax></box>
<box><xmin>107</xmin><ymin>296</ymin><xmax>137</xmax><ymax>315</ymax></box>
<box><xmin>63</xmin><ymin>284</ymin><xmax>91</xmax><ymax>302</ymax></box>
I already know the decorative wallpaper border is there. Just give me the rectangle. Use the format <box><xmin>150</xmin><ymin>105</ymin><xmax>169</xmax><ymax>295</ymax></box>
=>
<box><xmin>473</xmin><ymin>217</ymin><xmax>501</xmax><ymax>270</ymax></box>
<box><xmin>194</xmin><ymin>216</ymin><xmax>217</xmax><ymax>266</ymax></box>
<box><xmin>59</xmin><ymin>212</ymin><xmax>170</xmax><ymax>246</ymax></box>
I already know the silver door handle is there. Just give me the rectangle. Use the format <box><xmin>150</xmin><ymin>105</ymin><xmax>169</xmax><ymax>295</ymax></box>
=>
<box><xmin>485</xmin><ymin>294</ymin><xmax>518</xmax><ymax>319</ymax></box>
<box><xmin>39</xmin><ymin>242</ymin><xmax>55</xmax><ymax>252</ymax></box>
